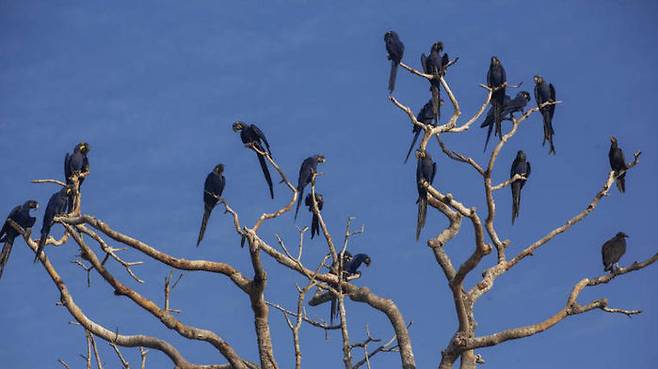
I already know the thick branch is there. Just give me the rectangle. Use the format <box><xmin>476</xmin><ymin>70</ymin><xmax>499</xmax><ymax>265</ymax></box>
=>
<box><xmin>62</xmin><ymin>224</ymin><xmax>248</xmax><ymax>369</ymax></box>
<box><xmin>60</xmin><ymin>215</ymin><xmax>251</xmax><ymax>293</ymax></box>
<box><xmin>467</xmin><ymin>252</ymin><xmax>657</xmax><ymax>350</ymax></box>
<box><xmin>19</xmin><ymin>232</ymin><xmax>232</xmax><ymax>369</ymax></box>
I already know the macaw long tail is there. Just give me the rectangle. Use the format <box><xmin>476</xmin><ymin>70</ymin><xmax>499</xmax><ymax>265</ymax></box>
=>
<box><xmin>494</xmin><ymin>102</ymin><xmax>503</xmax><ymax>139</ymax></box>
<box><xmin>542</xmin><ymin>110</ymin><xmax>551</xmax><ymax>146</ymax></box>
<box><xmin>311</xmin><ymin>214</ymin><xmax>319</xmax><ymax>239</ymax></box>
<box><xmin>196</xmin><ymin>206</ymin><xmax>214</xmax><ymax>247</ymax></box>
<box><xmin>257</xmin><ymin>153</ymin><xmax>274</xmax><ymax>199</ymax></box>
<box><xmin>431</xmin><ymin>82</ymin><xmax>441</xmax><ymax>123</ymax></box>
<box><xmin>34</xmin><ymin>230</ymin><xmax>49</xmax><ymax>263</ymax></box>
<box><xmin>294</xmin><ymin>187</ymin><xmax>304</xmax><ymax>220</ymax></box>
<box><xmin>511</xmin><ymin>183</ymin><xmax>521</xmax><ymax>224</ymax></box>
<box><xmin>388</xmin><ymin>61</ymin><xmax>398</xmax><ymax>93</ymax></box>
<box><xmin>492</xmin><ymin>89</ymin><xmax>505</xmax><ymax>139</ymax></box>
<box><xmin>0</xmin><ymin>241</ymin><xmax>14</xmax><ymax>280</ymax></box>
<box><xmin>404</xmin><ymin>129</ymin><xmax>421</xmax><ymax>163</ymax></box>
<box><xmin>330</xmin><ymin>296</ymin><xmax>338</xmax><ymax>325</ymax></box>
<box><xmin>484</xmin><ymin>120</ymin><xmax>495</xmax><ymax>152</ymax></box>
<box><xmin>416</xmin><ymin>197</ymin><xmax>427</xmax><ymax>241</ymax></box>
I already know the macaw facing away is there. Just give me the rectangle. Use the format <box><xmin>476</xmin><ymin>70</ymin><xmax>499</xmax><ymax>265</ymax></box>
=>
<box><xmin>487</xmin><ymin>56</ymin><xmax>507</xmax><ymax>140</ymax></box>
<box><xmin>305</xmin><ymin>193</ymin><xmax>323</xmax><ymax>239</ymax></box>
<box><xmin>35</xmin><ymin>186</ymin><xmax>72</xmax><ymax>263</ymax></box>
<box><xmin>602</xmin><ymin>232</ymin><xmax>628</xmax><ymax>273</ymax></box>
<box><xmin>294</xmin><ymin>155</ymin><xmax>326</xmax><ymax>220</ymax></box>
<box><xmin>416</xmin><ymin>151</ymin><xmax>436</xmax><ymax>240</ymax></box>
<box><xmin>510</xmin><ymin>151</ymin><xmax>531</xmax><ymax>224</ymax></box>
<box><xmin>533</xmin><ymin>75</ymin><xmax>557</xmax><ymax>154</ymax></box>
<box><xmin>384</xmin><ymin>31</ymin><xmax>405</xmax><ymax>94</ymax></box>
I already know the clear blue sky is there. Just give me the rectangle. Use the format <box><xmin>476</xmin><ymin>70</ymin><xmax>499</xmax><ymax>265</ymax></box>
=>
<box><xmin>1</xmin><ymin>1</ymin><xmax>656</xmax><ymax>368</ymax></box>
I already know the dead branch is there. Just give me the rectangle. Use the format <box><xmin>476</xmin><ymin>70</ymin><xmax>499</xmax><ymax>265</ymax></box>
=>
<box><xmin>32</xmin><ymin>178</ymin><xmax>66</xmax><ymax>186</ymax></box>
<box><xmin>58</xmin><ymin>215</ymin><xmax>251</xmax><ymax>293</ymax></box>
<box><xmin>19</xmin><ymin>231</ymin><xmax>234</xmax><ymax>369</ymax></box>
<box><xmin>491</xmin><ymin>174</ymin><xmax>526</xmax><ymax>191</ymax></box>
<box><xmin>467</xmin><ymin>252</ymin><xmax>657</xmax><ymax>349</ymax></box>
<box><xmin>61</xmin><ymin>223</ymin><xmax>249</xmax><ymax>369</ymax></box>
<box><xmin>110</xmin><ymin>342</ymin><xmax>131</xmax><ymax>369</ymax></box>
<box><xmin>164</xmin><ymin>270</ymin><xmax>184</xmax><ymax>314</ymax></box>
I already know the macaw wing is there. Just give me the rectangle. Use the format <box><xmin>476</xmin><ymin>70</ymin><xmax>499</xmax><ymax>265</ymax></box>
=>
<box><xmin>251</xmin><ymin>124</ymin><xmax>272</xmax><ymax>156</ymax></box>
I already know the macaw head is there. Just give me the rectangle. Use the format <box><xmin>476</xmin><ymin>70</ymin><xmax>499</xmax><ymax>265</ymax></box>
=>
<box><xmin>616</xmin><ymin>232</ymin><xmax>629</xmax><ymax>239</ymax></box>
<box><xmin>432</xmin><ymin>41</ymin><xmax>444</xmax><ymax>53</ymax></box>
<box><xmin>76</xmin><ymin>142</ymin><xmax>90</xmax><ymax>154</ymax></box>
<box><xmin>232</xmin><ymin>121</ymin><xmax>246</xmax><ymax>132</ymax></box>
<box><xmin>24</xmin><ymin>200</ymin><xmax>39</xmax><ymax>210</ymax></box>
<box><xmin>519</xmin><ymin>91</ymin><xmax>531</xmax><ymax>102</ymax></box>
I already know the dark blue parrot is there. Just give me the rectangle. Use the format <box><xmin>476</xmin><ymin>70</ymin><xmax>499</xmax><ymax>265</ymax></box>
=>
<box><xmin>232</xmin><ymin>121</ymin><xmax>274</xmax><ymax>199</ymax></box>
<box><xmin>64</xmin><ymin>142</ymin><xmax>90</xmax><ymax>211</ymax></box>
<box><xmin>65</xmin><ymin>142</ymin><xmax>90</xmax><ymax>186</ymax></box>
<box><xmin>304</xmin><ymin>193</ymin><xmax>323</xmax><ymax>239</ymax></box>
<box><xmin>329</xmin><ymin>252</ymin><xmax>372</xmax><ymax>324</ymax></box>
<box><xmin>384</xmin><ymin>31</ymin><xmax>405</xmax><ymax>94</ymax></box>
<box><xmin>294</xmin><ymin>155</ymin><xmax>326</xmax><ymax>220</ymax></box>
<box><xmin>404</xmin><ymin>100</ymin><xmax>435</xmax><ymax>163</ymax></box>
<box><xmin>481</xmin><ymin>91</ymin><xmax>531</xmax><ymax>151</ymax></box>
<box><xmin>487</xmin><ymin>56</ymin><xmax>507</xmax><ymax>140</ymax></box>
<box><xmin>416</xmin><ymin>152</ymin><xmax>437</xmax><ymax>240</ymax></box>
<box><xmin>0</xmin><ymin>200</ymin><xmax>38</xmax><ymax>279</ymax></box>
<box><xmin>609</xmin><ymin>136</ymin><xmax>628</xmax><ymax>193</ymax></box>
<box><xmin>345</xmin><ymin>253</ymin><xmax>371</xmax><ymax>275</ymax></box>
<box><xmin>602</xmin><ymin>232</ymin><xmax>628</xmax><ymax>273</ymax></box>
<box><xmin>35</xmin><ymin>186</ymin><xmax>72</xmax><ymax>263</ymax></box>
<box><xmin>510</xmin><ymin>150</ymin><xmax>531</xmax><ymax>224</ymax></box>
<box><xmin>197</xmin><ymin>164</ymin><xmax>226</xmax><ymax>247</ymax></box>
<box><xmin>533</xmin><ymin>75</ymin><xmax>557</xmax><ymax>154</ymax></box>
<box><xmin>421</xmin><ymin>42</ymin><xmax>450</xmax><ymax>123</ymax></box>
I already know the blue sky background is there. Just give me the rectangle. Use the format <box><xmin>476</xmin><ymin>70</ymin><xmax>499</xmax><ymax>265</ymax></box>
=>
<box><xmin>1</xmin><ymin>1</ymin><xmax>656</xmax><ymax>368</ymax></box>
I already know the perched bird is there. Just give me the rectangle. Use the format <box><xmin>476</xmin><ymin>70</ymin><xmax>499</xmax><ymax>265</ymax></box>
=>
<box><xmin>416</xmin><ymin>151</ymin><xmax>436</xmax><ymax>240</ymax></box>
<box><xmin>232</xmin><ymin>121</ymin><xmax>274</xmax><ymax>199</ymax></box>
<box><xmin>294</xmin><ymin>155</ymin><xmax>326</xmax><ymax>219</ymax></box>
<box><xmin>533</xmin><ymin>75</ymin><xmax>557</xmax><ymax>154</ymax></box>
<box><xmin>64</xmin><ymin>142</ymin><xmax>90</xmax><ymax>187</ymax></box>
<box><xmin>329</xmin><ymin>251</ymin><xmax>354</xmax><ymax>324</ymax></box>
<box><xmin>421</xmin><ymin>42</ymin><xmax>450</xmax><ymax>123</ymax></box>
<box><xmin>197</xmin><ymin>164</ymin><xmax>226</xmax><ymax>247</ymax></box>
<box><xmin>608</xmin><ymin>136</ymin><xmax>628</xmax><ymax>193</ymax></box>
<box><xmin>487</xmin><ymin>56</ymin><xmax>507</xmax><ymax>140</ymax></box>
<box><xmin>601</xmin><ymin>232</ymin><xmax>628</xmax><ymax>273</ymax></box>
<box><xmin>330</xmin><ymin>252</ymin><xmax>372</xmax><ymax>324</ymax></box>
<box><xmin>510</xmin><ymin>150</ymin><xmax>531</xmax><ymax>224</ymax></box>
<box><xmin>404</xmin><ymin>100</ymin><xmax>435</xmax><ymax>163</ymax></box>
<box><xmin>480</xmin><ymin>91</ymin><xmax>530</xmax><ymax>151</ymax></box>
<box><xmin>0</xmin><ymin>200</ymin><xmax>38</xmax><ymax>280</ymax></box>
<box><xmin>345</xmin><ymin>253</ymin><xmax>371</xmax><ymax>275</ymax></box>
<box><xmin>304</xmin><ymin>193</ymin><xmax>324</xmax><ymax>239</ymax></box>
<box><xmin>64</xmin><ymin>142</ymin><xmax>90</xmax><ymax>212</ymax></box>
<box><xmin>384</xmin><ymin>31</ymin><xmax>405</xmax><ymax>94</ymax></box>
<box><xmin>35</xmin><ymin>186</ymin><xmax>72</xmax><ymax>263</ymax></box>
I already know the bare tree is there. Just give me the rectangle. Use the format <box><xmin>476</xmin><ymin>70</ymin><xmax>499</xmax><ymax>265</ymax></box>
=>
<box><xmin>4</xmin><ymin>42</ymin><xmax>655</xmax><ymax>369</ymax></box>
